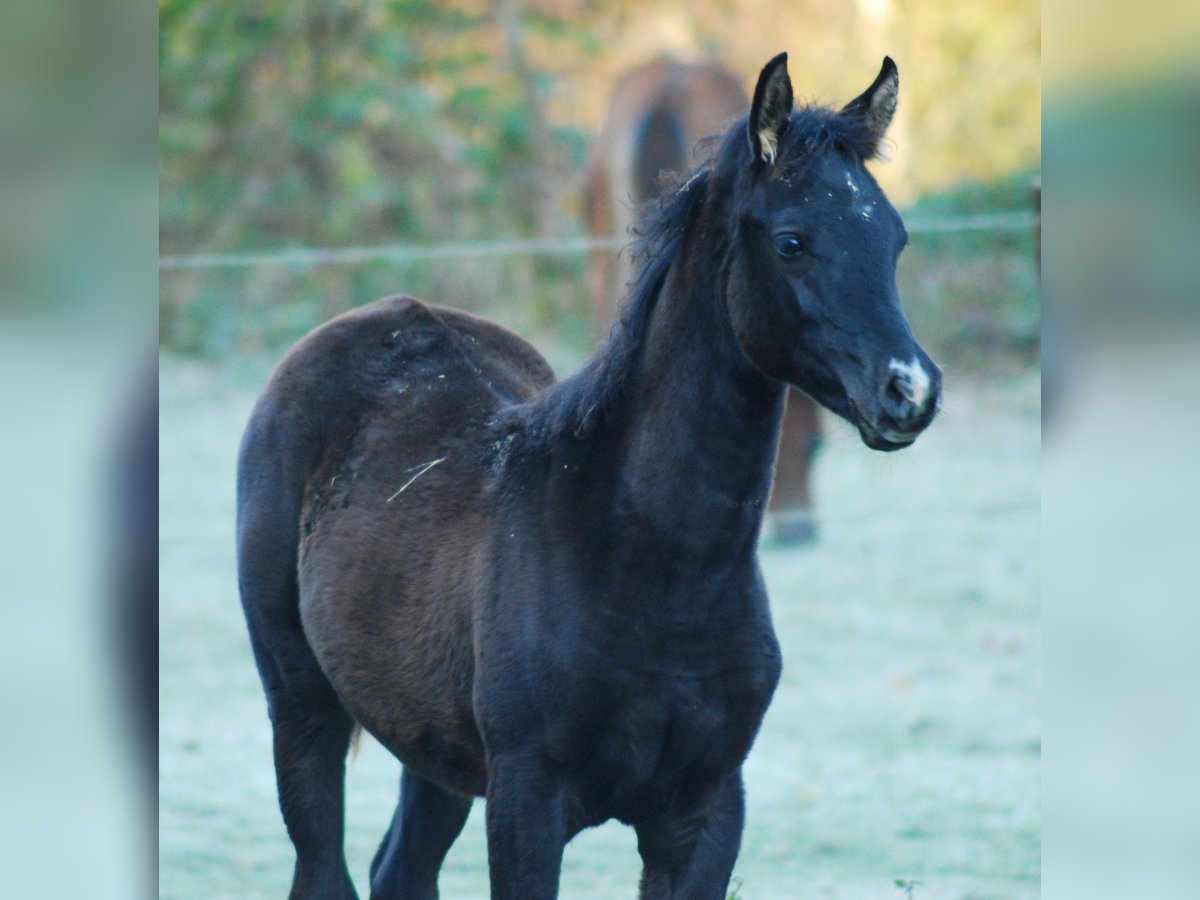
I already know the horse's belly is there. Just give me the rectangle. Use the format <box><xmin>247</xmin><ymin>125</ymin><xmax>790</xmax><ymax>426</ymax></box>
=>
<box><xmin>359</xmin><ymin>706</ymin><xmax>487</xmax><ymax>797</ymax></box>
<box><xmin>299</xmin><ymin>522</ymin><xmax>489</xmax><ymax>796</ymax></box>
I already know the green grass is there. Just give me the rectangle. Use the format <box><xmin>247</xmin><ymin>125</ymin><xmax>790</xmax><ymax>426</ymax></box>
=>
<box><xmin>159</xmin><ymin>352</ymin><xmax>1040</xmax><ymax>898</ymax></box>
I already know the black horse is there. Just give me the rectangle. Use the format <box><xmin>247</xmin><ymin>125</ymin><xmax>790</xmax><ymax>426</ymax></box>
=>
<box><xmin>237</xmin><ymin>53</ymin><xmax>940</xmax><ymax>900</ymax></box>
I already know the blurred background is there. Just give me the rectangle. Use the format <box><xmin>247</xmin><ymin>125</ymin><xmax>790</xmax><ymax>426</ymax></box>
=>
<box><xmin>158</xmin><ymin>0</ymin><xmax>1040</xmax><ymax>371</ymax></box>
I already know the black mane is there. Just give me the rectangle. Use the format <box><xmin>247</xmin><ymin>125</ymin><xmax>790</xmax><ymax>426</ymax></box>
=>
<box><xmin>509</xmin><ymin>166</ymin><xmax>712</xmax><ymax>447</ymax></box>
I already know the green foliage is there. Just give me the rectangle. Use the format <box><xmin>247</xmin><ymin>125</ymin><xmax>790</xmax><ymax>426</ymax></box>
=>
<box><xmin>899</xmin><ymin>171</ymin><xmax>1041</xmax><ymax>370</ymax></box>
<box><xmin>160</xmin><ymin>254</ymin><xmax>594</xmax><ymax>364</ymax></box>
<box><xmin>161</xmin><ymin>3</ymin><xmax>1039</xmax><ymax>373</ymax></box>
<box><xmin>160</xmin><ymin>0</ymin><xmax>603</xmax><ymax>355</ymax></box>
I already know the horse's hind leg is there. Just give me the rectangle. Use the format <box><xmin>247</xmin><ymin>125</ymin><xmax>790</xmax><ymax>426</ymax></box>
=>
<box><xmin>268</xmin><ymin>679</ymin><xmax>357</xmax><ymax>899</ymax></box>
<box><xmin>239</xmin><ymin>482</ymin><xmax>358</xmax><ymax>899</ymax></box>
<box><xmin>368</xmin><ymin>768</ymin><xmax>473</xmax><ymax>900</ymax></box>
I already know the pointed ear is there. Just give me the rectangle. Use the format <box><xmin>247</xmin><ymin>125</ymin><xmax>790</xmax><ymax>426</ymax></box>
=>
<box><xmin>748</xmin><ymin>52</ymin><xmax>793</xmax><ymax>167</ymax></box>
<box><xmin>841</xmin><ymin>57</ymin><xmax>899</xmax><ymax>157</ymax></box>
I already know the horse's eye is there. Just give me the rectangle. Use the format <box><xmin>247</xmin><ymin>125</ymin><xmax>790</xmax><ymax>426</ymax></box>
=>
<box><xmin>773</xmin><ymin>233</ymin><xmax>803</xmax><ymax>259</ymax></box>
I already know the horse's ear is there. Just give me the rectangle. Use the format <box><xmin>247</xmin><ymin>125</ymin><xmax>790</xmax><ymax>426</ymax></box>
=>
<box><xmin>748</xmin><ymin>52</ymin><xmax>793</xmax><ymax>167</ymax></box>
<box><xmin>841</xmin><ymin>57</ymin><xmax>899</xmax><ymax>157</ymax></box>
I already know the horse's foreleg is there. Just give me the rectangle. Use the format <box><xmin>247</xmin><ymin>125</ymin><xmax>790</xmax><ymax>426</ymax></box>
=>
<box><xmin>484</xmin><ymin>751</ymin><xmax>568</xmax><ymax>900</ymax></box>
<box><xmin>636</xmin><ymin>769</ymin><xmax>746</xmax><ymax>900</ymax></box>
<box><xmin>369</xmin><ymin>767</ymin><xmax>473</xmax><ymax>900</ymax></box>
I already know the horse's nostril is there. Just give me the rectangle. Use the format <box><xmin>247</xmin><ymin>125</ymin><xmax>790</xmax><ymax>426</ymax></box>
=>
<box><xmin>885</xmin><ymin>377</ymin><xmax>908</xmax><ymax>408</ymax></box>
<box><xmin>882</xmin><ymin>376</ymin><xmax>917</xmax><ymax>422</ymax></box>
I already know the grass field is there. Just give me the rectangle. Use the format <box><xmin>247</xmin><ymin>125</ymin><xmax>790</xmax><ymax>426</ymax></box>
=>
<box><xmin>160</xmin><ymin>352</ymin><xmax>1039</xmax><ymax>899</ymax></box>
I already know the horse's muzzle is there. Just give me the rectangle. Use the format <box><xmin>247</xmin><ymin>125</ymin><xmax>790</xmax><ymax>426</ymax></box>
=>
<box><xmin>857</xmin><ymin>354</ymin><xmax>942</xmax><ymax>450</ymax></box>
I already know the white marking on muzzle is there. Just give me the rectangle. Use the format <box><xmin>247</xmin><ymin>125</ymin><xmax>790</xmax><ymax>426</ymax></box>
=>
<box><xmin>888</xmin><ymin>356</ymin><xmax>932</xmax><ymax>409</ymax></box>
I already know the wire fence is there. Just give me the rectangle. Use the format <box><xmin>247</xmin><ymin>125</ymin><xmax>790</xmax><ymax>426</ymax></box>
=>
<box><xmin>159</xmin><ymin>211</ymin><xmax>1039</xmax><ymax>271</ymax></box>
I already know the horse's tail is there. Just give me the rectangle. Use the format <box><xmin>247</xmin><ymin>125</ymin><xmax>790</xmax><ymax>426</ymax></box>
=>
<box><xmin>633</xmin><ymin>103</ymin><xmax>688</xmax><ymax>205</ymax></box>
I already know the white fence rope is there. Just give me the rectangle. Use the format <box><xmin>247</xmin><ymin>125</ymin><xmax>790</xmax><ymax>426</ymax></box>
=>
<box><xmin>159</xmin><ymin>211</ymin><xmax>1038</xmax><ymax>271</ymax></box>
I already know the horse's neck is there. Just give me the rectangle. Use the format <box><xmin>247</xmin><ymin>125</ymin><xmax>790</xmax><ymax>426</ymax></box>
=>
<box><xmin>606</xmin><ymin>234</ymin><xmax>786</xmax><ymax>549</ymax></box>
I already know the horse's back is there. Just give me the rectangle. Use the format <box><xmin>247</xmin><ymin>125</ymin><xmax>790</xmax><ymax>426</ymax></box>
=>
<box><xmin>262</xmin><ymin>295</ymin><xmax>547</xmax><ymax>420</ymax></box>
<box><xmin>240</xmin><ymin>292</ymin><xmax>557</xmax><ymax>591</ymax></box>
<box><xmin>241</xmin><ymin>295</ymin><xmax>551</xmax><ymax>487</ymax></box>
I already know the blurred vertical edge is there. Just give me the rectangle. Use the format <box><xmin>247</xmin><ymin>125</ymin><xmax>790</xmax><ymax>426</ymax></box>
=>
<box><xmin>1043</xmin><ymin>0</ymin><xmax>1200</xmax><ymax>896</ymax></box>
<box><xmin>0</xmin><ymin>0</ymin><xmax>157</xmax><ymax>896</ymax></box>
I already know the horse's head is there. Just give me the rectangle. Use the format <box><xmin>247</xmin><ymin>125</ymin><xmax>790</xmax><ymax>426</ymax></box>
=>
<box><xmin>719</xmin><ymin>53</ymin><xmax>940</xmax><ymax>450</ymax></box>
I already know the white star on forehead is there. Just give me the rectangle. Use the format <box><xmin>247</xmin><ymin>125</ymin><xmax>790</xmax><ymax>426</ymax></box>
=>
<box><xmin>844</xmin><ymin>171</ymin><xmax>876</xmax><ymax>220</ymax></box>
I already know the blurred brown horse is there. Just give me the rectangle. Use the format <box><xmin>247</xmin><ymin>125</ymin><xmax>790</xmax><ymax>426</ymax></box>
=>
<box><xmin>585</xmin><ymin>58</ymin><xmax>824</xmax><ymax>544</ymax></box>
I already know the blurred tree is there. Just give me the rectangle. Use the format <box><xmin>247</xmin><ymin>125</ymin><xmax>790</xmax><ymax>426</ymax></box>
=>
<box><xmin>161</xmin><ymin>0</ymin><xmax>1038</xmax><ymax>251</ymax></box>
<box><xmin>160</xmin><ymin>0</ymin><xmax>597</xmax><ymax>348</ymax></box>
<box><xmin>160</xmin><ymin>0</ymin><xmax>1038</xmax><ymax>359</ymax></box>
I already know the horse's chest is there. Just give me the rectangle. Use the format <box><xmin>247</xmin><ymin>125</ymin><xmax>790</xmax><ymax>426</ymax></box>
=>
<box><xmin>564</xmin><ymin>656</ymin><xmax>778</xmax><ymax>822</ymax></box>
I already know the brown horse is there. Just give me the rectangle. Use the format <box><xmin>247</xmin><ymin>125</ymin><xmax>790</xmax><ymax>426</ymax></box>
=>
<box><xmin>238</xmin><ymin>54</ymin><xmax>940</xmax><ymax>899</ymax></box>
<box><xmin>584</xmin><ymin>58</ymin><xmax>824</xmax><ymax>544</ymax></box>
